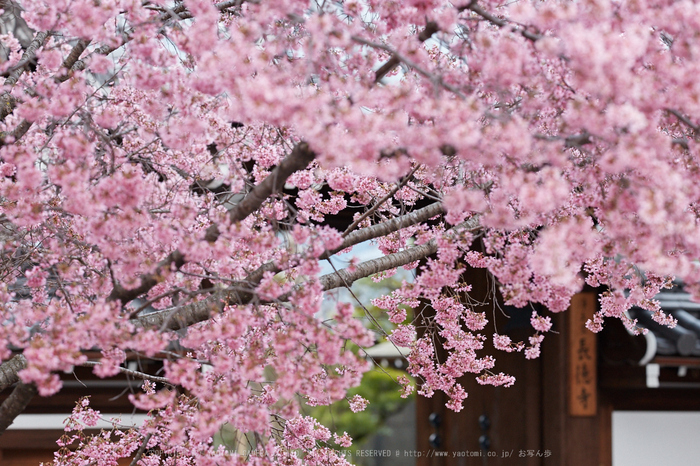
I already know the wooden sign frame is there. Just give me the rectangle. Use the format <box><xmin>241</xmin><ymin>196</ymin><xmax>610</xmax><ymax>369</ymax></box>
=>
<box><xmin>568</xmin><ymin>293</ymin><xmax>597</xmax><ymax>416</ymax></box>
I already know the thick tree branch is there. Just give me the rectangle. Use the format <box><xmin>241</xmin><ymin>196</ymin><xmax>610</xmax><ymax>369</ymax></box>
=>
<box><xmin>246</xmin><ymin>201</ymin><xmax>446</xmax><ymax>285</ymax></box>
<box><xmin>351</xmin><ymin>35</ymin><xmax>465</xmax><ymax>97</ymax></box>
<box><xmin>666</xmin><ymin>108</ymin><xmax>699</xmax><ymax>134</ymax></box>
<box><xmin>62</xmin><ymin>39</ymin><xmax>91</xmax><ymax>69</ymax></box>
<box><xmin>321</xmin><ymin>201</ymin><xmax>445</xmax><ymax>260</ymax></box>
<box><xmin>204</xmin><ymin>141</ymin><xmax>316</xmax><ymax>241</ymax></box>
<box><xmin>129</xmin><ymin>433</ymin><xmax>153</xmax><ymax>466</ymax></box>
<box><xmin>132</xmin><ymin>215</ymin><xmax>480</xmax><ymax>331</ymax></box>
<box><xmin>0</xmin><ymin>382</ymin><xmax>36</xmax><ymax>434</ymax></box>
<box><xmin>319</xmin><ymin>215</ymin><xmax>480</xmax><ymax>291</ymax></box>
<box><xmin>110</xmin><ymin>142</ymin><xmax>315</xmax><ymax>304</ymax></box>
<box><xmin>459</xmin><ymin>2</ymin><xmax>542</xmax><ymax>42</ymax></box>
<box><xmin>156</xmin><ymin>0</ymin><xmax>256</xmax><ymax>21</ymax></box>
<box><xmin>133</xmin><ymin>290</ymin><xmax>226</xmax><ymax>330</ymax></box>
<box><xmin>0</xmin><ymin>30</ymin><xmax>49</xmax><ymax>121</ymax></box>
<box><xmin>0</xmin><ymin>354</ymin><xmax>27</xmax><ymax>392</ymax></box>
<box><xmin>0</xmin><ymin>38</ymin><xmax>91</xmax><ymax>146</ymax></box>
<box><xmin>373</xmin><ymin>21</ymin><xmax>439</xmax><ymax>82</ymax></box>
<box><xmin>9</xmin><ymin>118</ymin><xmax>31</xmax><ymax>141</ymax></box>
<box><xmin>318</xmin><ymin>239</ymin><xmax>438</xmax><ymax>291</ymax></box>
<box><xmin>67</xmin><ymin>44</ymin><xmax>116</xmax><ymax>76</ymax></box>
<box><xmin>54</xmin><ymin>39</ymin><xmax>91</xmax><ymax>82</ymax></box>
<box><xmin>230</xmin><ymin>142</ymin><xmax>316</xmax><ymax>223</ymax></box>
<box><xmin>1</xmin><ymin>30</ymin><xmax>49</xmax><ymax>85</ymax></box>
<box><xmin>108</xmin><ymin>250</ymin><xmax>185</xmax><ymax>303</ymax></box>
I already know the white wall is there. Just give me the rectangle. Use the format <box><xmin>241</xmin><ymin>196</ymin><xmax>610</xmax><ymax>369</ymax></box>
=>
<box><xmin>8</xmin><ymin>413</ymin><xmax>147</xmax><ymax>430</ymax></box>
<box><xmin>613</xmin><ymin>411</ymin><xmax>700</xmax><ymax>466</ymax></box>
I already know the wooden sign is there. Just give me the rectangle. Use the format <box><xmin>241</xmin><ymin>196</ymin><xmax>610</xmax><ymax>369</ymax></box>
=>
<box><xmin>568</xmin><ymin>293</ymin><xmax>597</xmax><ymax>416</ymax></box>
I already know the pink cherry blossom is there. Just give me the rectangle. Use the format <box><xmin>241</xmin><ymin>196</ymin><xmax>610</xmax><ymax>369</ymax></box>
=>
<box><xmin>0</xmin><ymin>0</ymin><xmax>697</xmax><ymax>463</ymax></box>
<box><xmin>348</xmin><ymin>394</ymin><xmax>369</xmax><ymax>413</ymax></box>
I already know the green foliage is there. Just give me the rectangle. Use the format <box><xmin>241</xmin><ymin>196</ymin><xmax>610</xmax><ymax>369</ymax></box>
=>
<box><xmin>307</xmin><ymin>367</ymin><xmax>414</xmax><ymax>445</ymax></box>
<box><xmin>350</xmin><ymin>274</ymin><xmax>415</xmax><ymax>341</ymax></box>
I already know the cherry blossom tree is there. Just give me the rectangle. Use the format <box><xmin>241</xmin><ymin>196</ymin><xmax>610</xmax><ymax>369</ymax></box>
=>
<box><xmin>0</xmin><ymin>0</ymin><xmax>697</xmax><ymax>463</ymax></box>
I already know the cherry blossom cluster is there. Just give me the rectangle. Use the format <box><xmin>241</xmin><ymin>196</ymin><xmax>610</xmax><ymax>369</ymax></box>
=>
<box><xmin>0</xmin><ymin>0</ymin><xmax>697</xmax><ymax>464</ymax></box>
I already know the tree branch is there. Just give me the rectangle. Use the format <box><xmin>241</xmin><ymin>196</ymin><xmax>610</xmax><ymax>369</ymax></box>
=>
<box><xmin>246</xmin><ymin>201</ymin><xmax>446</xmax><ymax>285</ymax></box>
<box><xmin>80</xmin><ymin>361</ymin><xmax>173</xmax><ymax>386</ymax></box>
<box><xmin>133</xmin><ymin>290</ymin><xmax>226</xmax><ymax>330</ymax></box>
<box><xmin>0</xmin><ymin>30</ymin><xmax>49</xmax><ymax>121</ymax></box>
<box><xmin>341</xmin><ymin>165</ymin><xmax>419</xmax><ymax>237</ymax></box>
<box><xmin>0</xmin><ymin>354</ymin><xmax>27</xmax><ymax>392</ymax></box>
<box><xmin>67</xmin><ymin>44</ymin><xmax>116</xmax><ymax>76</ymax></box>
<box><xmin>0</xmin><ymin>37</ymin><xmax>91</xmax><ymax>146</ymax></box>
<box><xmin>204</xmin><ymin>141</ymin><xmax>315</xmax><ymax>241</ymax></box>
<box><xmin>1</xmin><ymin>30</ymin><xmax>49</xmax><ymax>85</ymax></box>
<box><xmin>319</xmin><ymin>215</ymin><xmax>480</xmax><ymax>291</ymax></box>
<box><xmin>107</xmin><ymin>250</ymin><xmax>185</xmax><ymax>304</ymax></box>
<box><xmin>54</xmin><ymin>39</ymin><xmax>91</xmax><ymax>82</ymax></box>
<box><xmin>373</xmin><ymin>21</ymin><xmax>439</xmax><ymax>82</ymax></box>
<box><xmin>459</xmin><ymin>2</ymin><xmax>542</xmax><ymax>42</ymax></box>
<box><xmin>351</xmin><ymin>35</ymin><xmax>465</xmax><ymax>97</ymax></box>
<box><xmin>230</xmin><ymin>142</ymin><xmax>316</xmax><ymax>223</ymax></box>
<box><xmin>318</xmin><ymin>239</ymin><xmax>439</xmax><ymax>291</ymax></box>
<box><xmin>666</xmin><ymin>108</ymin><xmax>699</xmax><ymax>134</ymax></box>
<box><xmin>322</xmin><ymin>201</ymin><xmax>445</xmax><ymax>259</ymax></box>
<box><xmin>129</xmin><ymin>433</ymin><xmax>153</xmax><ymax>466</ymax></box>
<box><xmin>158</xmin><ymin>0</ymin><xmax>256</xmax><ymax>21</ymax></box>
<box><xmin>62</xmin><ymin>39</ymin><xmax>91</xmax><ymax>69</ymax></box>
<box><xmin>0</xmin><ymin>382</ymin><xmax>36</xmax><ymax>434</ymax></box>
<box><xmin>110</xmin><ymin>142</ymin><xmax>315</xmax><ymax>304</ymax></box>
<box><xmin>132</xmin><ymin>215</ymin><xmax>480</xmax><ymax>331</ymax></box>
